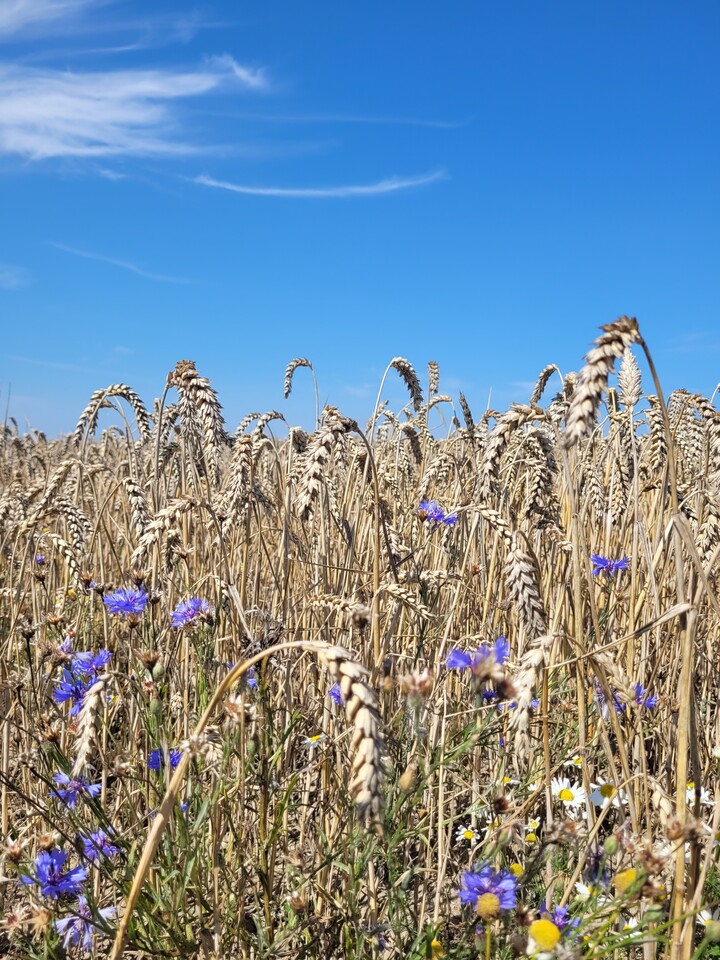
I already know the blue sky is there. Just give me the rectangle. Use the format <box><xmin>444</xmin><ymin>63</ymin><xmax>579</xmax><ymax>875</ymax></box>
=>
<box><xmin>2</xmin><ymin>1</ymin><xmax>720</xmax><ymax>435</ymax></box>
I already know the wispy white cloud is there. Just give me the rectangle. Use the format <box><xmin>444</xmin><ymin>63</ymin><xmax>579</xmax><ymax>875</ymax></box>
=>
<box><xmin>0</xmin><ymin>262</ymin><xmax>31</xmax><ymax>288</ymax></box>
<box><xmin>208</xmin><ymin>54</ymin><xmax>267</xmax><ymax>91</ymax></box>
<box><xmin>6</xmin><ymin>352</ymin><xmax>99</xmax><ymax>374</ymax></box>
<box><xmin>0</xmin><ymin>0</ymin><xmax>97</xmax><ymax>38</ymax></box>
<box><xmin>49</xmin><ymin>242</ymin><xmax>195</xmax><ymax>284</ymax></box>
<box><xmin>193</xmin><ymin>169</ymin><xmax>447</xmax><ymax>198</ymax></box>
<box><xmin>222</xmin><ymin>111</ymin><xmax>468</xmax><ymax>129</ymax></box>
<box><xmin>96</xmin><ymin>167</ymin><xmax>126</xmax><ymax>180</ymax></box>
<box><xmin>0</xmin><ymin>57</ymin><xmax>267</xmax><ymax>159</ymax></box>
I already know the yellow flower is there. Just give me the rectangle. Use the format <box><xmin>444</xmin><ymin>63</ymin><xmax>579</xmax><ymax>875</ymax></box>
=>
<box><xmin>476</xmin><ymin>893</ymin><xmax>501</xmax><ymax>921</ymax></box>
<box><xmin>614</xmin><ymin>867</ymin><xmax>639</xmax><ymax>895</ymax></box>
<box><xmin>430</xmin><ymin>940</ymin><xmax>444</xmax><ymax>958</ymax></box>
<box><xmin>529</xmin><ymin>919</ymin><xmax>561</xmax><ymax>951</ymax></box>
<box><xmin>509</xmin><ymin>862</ymin><xmax>524</xmax><ymax>877</ymax></box>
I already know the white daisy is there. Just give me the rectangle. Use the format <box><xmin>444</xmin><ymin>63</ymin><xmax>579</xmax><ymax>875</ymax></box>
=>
<box><xmin>482</xmin><ymin>815</ymin><xmax>504</xmax><ymax>838</ymax></box>
<box><xmin>524</xmin><ymin>817</ymin><xmax>541</xmax><ymax>844</ymax></box>
<box><xmin>697</xmin><ymin>908</ymin><xmax>720</xmax><ymax>927</ymax></box>
<box><xmin>454</xmin><ymin>823</ymin><xmax>480</xmax><ymax>844</ymax></box>
<box><xmin>589</xmin><ymin>781</ymin><xmax>626</xmax><ymax>809</ymax></box>
<box><xmin>564</xmin><ymin>755</ymin><xmax>584</xmax><ymax>769</ymax></box>
<box><xmin>574</xmin><ymin>881</ymin><xmax>599</xmax><ymax>902</ymax></box>
<box><xmin>686</xmin><ymin>782</ymin><xmax>714</xmax><ymax>807</ymax></box>
<box><xmin>302</xmin><ymin>733</ymin><xmax>327</xmax><ymax>747</ymax></box>
<box><xmin>551</xmin><ymin>777</ymin><xmax>587</xmax><ymax>809</ymax></box>
<box><xmin>621</xmin><ymin>916</ymin><xmax>638</xmax><ymax>930</ymax></box>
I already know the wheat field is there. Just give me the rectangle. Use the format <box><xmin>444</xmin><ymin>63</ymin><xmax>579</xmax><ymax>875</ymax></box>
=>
<box><xmin>1</xmin><ymin>316</ymin><xmax>720</xmax><ymax>959</ymax></box>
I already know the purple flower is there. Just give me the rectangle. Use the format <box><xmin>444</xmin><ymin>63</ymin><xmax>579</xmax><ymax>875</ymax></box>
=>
<box><xmin>20</xmin><ymin>849</ymin><xmax>87</xmax><ymax>899</ymax></box>
<box><xmin>459</xmin><ymin>864</ymin><xmax>517</xmax><ymax>918</ymax></box>
<box><xmin>80</xmin><ymin>829</ymin><xmax>119</xmax><ymax>864</ymax></box>
<box><xmin>595</xmin><ymin>680</ymin><xmax>657</xmax><ymax>715</ymax></box>
<box><xmin>171</xmin><ymin>597</ymin><xmax>212</xmax><ymax>628</ymax></box>
<box><xmin>102</xmin><ymin>587</ymin><xmax>148</xmax><ymax>616</ymax></box>
<box><xmin>53</xmin><ymin>772</ymin><xmax>102</xmax><ymax>808</ymax></box>
<box><xmin>591</xmin><ymin>554</ymin><xmax>630</xmax><ymax>577</ymax></box>
<box><xmin>633</xmin><ymin>683</ymin><xmax>658</xmax><ymax>709</ymax></box>
<box><xmin>246</xmin><ymin>667</ymin><xmax>258</xmax><ymax>689</ymax></box>
<box><xmin>35</xmin><ymin>554</ymin><xmax>45</xmax><ymax>565</ymax></box>
<box><xmin>329</xmin><ymin>683</ymin><xmax>343</xmax><ymax>706</ymax></box>
<box><xmin>539</xmin><ymin>901</ymin><xmax>580</xmax><ymax>935</ymax></box>
<box><xmin>446</xmin><ymin>637</ymin><xmax>510</xmax><ymax>672</ymax></box>
<box><xmin>53</xmin><ymin>669</ymin><xmax>91</xmax><ymax>716</ymax></box>
<box><xmin>71</xmin><ymin>648</ymin><xmax>112</xmax><ymax>677</ymax></box>
<box><xmin>55</xmin><ymin>897</ymin><xmax>115</xmax><ymax>951</ymax></box>
<box><xmin>419</xmin><ymin>500</ymin><xmax>458</xmax><ymax>527</ymax></box>
<box><xmin>147</xmin><ymin>748</ymin><xmax>183</xmax><ymax>771</ymax></box>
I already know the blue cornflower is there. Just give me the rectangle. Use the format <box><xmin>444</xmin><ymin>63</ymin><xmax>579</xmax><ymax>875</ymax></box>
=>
<box><xmin>591</xmin><ymin>554</ymin><xmax>630</xmax><ymax>577</ymax></box>
<box><xmin>80</xmin><ymin>829</ymin><xmax>119</xmax><ymax>864</ymax></box>
<box><xmin>633</xmin><ymin>683</ymin><xmax>658</xmax><ymax>709</ymax></box>
<box><xmin>246</xmin><ymin>667</ymin><xmax>258</xmax><ymax>689</ymax></box>
<box><xmin>459</xmin><ymin>864</ymin><xmax>517</xmax><ymax>919</ymax></box>
<box><xmin>171</xmin><ymin>597</ymin><xmax>212</xmax><ymax>628</ymax></box>
<box><xmin>539</xmin><ymin>901</ymin><xmax>581</xmax><ymax>935</ymax></box>
<box><xmin>20</xmin><ymin>849</ymin><xmax>87</xmax><ymax>899</ymax></box>
<box><xmin>35</xmin><ymin>554</ymin><xmax>45</xmax><ymax>565</ymax></box>
<box><xmin>71</xmin><ymin>648</ymin><xmax>112</xmax><ymax>677</ymax></box>
<box><xmin>446</xmin><ymin>637</ymin><xmax>510</xmax><ymax>675</ymax></box>
<box><xmin>329</xmin><ymin>683</ymin><xmax>343</xmax><ymax>706</ymax></box>
<box><xmin>102</xmin><ymin>587</ymin><xmax>148</xmax><ymax>616</ymax></box>
<box><xmin>419</xmin><ymin>500</ymin><xmax>458</xmax><ymax>527</ymax></box>
<box><xmin>53</xmin><ymin>773</ymin><xmax>102</xmax><ymax>809</ymax></box>
<box><xmin>53</xmin><ymin>670</ymin><xmax>92</xmax><ymax>716</ymax></box>
<box><xmin>147</xmin><ymin>748</ymin><xmax>183</xmax><ymax>771</ymax></box>
<box><xmin>55</xmin><ymin>897</ymin><xmax>115</xmax><ymax>952</ymax></box>
<box><xmin>595</xmin><ymin>680</ymin><xmax>657</xmax><ymax>715</ymax></box>
<box><xmin>594</xmin><ymin>682</ymin><xmax>626</xmax><ymax>715</ymax></box>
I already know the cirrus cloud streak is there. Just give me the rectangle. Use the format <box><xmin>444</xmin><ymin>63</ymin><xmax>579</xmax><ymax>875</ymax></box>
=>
<box><xmin>0</xmin><ymin>57</ymin><xmax>266</xmax><ymax>159</ymax></box>
<box><xmin>193</xmin><ymin>169</ymin><xmax>447</xmax><ymax>198</ymax></box>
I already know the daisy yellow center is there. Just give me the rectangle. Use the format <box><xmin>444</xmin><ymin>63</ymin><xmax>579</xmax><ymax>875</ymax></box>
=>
<box><xmin>476</xmin><ymin>892</ymin><xmax>501</xmax><ymax>920</ymax></box>
<box><xmin>307</xmin><ymin>735</ymin><xmax>323</xmax><ymax>743</ymax></box>
<box><xmin>529</xmin><ymin>919</ymin><xmax>561</xmax><ymax>950</ymax></box>
<box><xmin>600</xmin><ymin>784</ymin><xmax>616</xmax><ymax>798</ymax></box>
<box><xmin>525</xmin><ymin>832</ymin><xmax>538</xmax><ymax>844</ymax></box>
<box><xmin>614</xmin><ymin>868</ymin><xmax>638</xmax><ymax>894</ymax></box>
<box><xmin>463</xmin><ymin>830</ymin><xmax>475</xmax><ymax>840</ymax></box>
<box><xmin>559</xmin><ymin>788</ymin><xmax>574</xmax><ymax>802</ymax></box>
<box><xmin>509</xmin><ymin>863</ymin><xmax>523</xmax><ymax>877</ymax></box>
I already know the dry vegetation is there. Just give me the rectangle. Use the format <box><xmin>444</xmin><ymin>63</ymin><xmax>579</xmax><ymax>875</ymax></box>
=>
<box><xmin>1</xmin><ymin>317</ymin><xmax>720</xmax><ymax>959</ymax></box>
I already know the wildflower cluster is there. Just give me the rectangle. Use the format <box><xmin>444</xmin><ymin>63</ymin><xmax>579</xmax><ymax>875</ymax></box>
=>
<box><xmin>53</xmin><ymin>641</ymin><xmax>111</xmax><ymax>716</ymax></box>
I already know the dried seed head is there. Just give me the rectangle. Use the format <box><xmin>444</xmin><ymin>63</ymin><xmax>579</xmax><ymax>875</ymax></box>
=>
<box><xmin>36</xmin><ymin>832</ymin><xmax>57</xmax><ymax>851</ymax></box>
<box><xmin>140</xmin><ymin>650</ymin><xmax>160</xmax><ymax>670</ymax></box>
<box><xmin>3</xmin><ymin>840</ymin><xmax>25</xmax><ymax>862</ymax></box>
<box><xmin>398</xmin><ymin>761</ymin><xmax>418</xmax><ymax>793</ymax></box>
<box><xmin>398</xmin><ymin>669</ymin><xmax>434</xmax><ymax>701</ymax></box>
